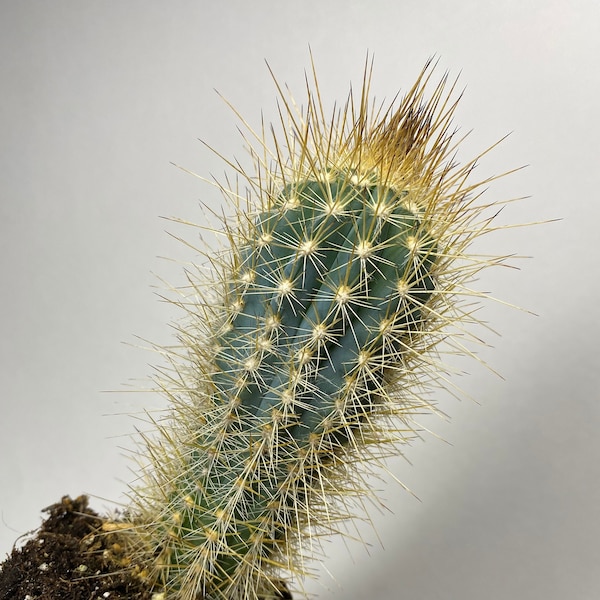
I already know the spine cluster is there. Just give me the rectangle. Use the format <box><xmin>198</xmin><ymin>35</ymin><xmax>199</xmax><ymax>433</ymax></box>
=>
<box><xmin>128</xmin><ymin>59</ymin><xmax>518</xmax><ymax>600</ymax></box>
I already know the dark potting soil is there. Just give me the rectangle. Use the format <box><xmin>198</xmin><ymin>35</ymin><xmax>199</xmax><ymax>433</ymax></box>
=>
<box><xmin>0</xmin><ymin>496</ymin><xmax>295</xmax><ymax>600</ymax></box>
<box><xmin>0</xmin><ymin>495</ymin><xmax>153</xmax><ymax>600</ymax></box>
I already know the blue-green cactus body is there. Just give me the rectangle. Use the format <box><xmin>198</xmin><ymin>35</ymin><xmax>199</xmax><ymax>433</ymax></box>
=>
<box><xmin>154</xmin><ymin>171</ymin><xmax>437</xmax><ymax>597</ymax></box>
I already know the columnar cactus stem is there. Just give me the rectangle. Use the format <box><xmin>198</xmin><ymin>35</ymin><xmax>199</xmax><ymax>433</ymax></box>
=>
<box><xmin>127</xmin><ymin>58</ymin><xmax>520</xmax><ymax>600</ymax></box>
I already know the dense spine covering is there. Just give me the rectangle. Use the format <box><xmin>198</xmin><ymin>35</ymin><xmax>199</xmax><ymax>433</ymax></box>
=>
<box><xmin>129</xmin><ymin>59</ymin><xmax>518</xmax><ymax>600</ymax></box>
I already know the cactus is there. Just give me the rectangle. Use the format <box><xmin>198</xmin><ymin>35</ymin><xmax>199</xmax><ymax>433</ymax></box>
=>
<box><xmin>126</xmin><ymin>58</ymin><xmax>519</xmax><ymax>600</ymax></box>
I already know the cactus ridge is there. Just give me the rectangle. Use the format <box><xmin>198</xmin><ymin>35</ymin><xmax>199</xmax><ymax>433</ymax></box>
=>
<box><xmin>128</xmin><ymin>59</ymin><xmax>518</xmax><ymax>600</ymax></box>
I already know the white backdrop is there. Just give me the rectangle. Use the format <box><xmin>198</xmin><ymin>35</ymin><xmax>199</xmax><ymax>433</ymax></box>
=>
<box><xmin>1</xmin><ymin>2</ymin><xmax>599</xmax><ymax>599</ymax></box>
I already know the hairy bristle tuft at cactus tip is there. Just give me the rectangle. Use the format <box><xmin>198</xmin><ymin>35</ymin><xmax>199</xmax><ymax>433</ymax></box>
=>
<box><xmin>125</xmin><ymin>57</ymin><xmax>526</xmax><ymax>600</ymax></box>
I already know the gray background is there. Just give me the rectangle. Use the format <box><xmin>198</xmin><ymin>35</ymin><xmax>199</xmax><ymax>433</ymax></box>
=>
<box><xmin>1</xmin><ymin>2</ymin><xmax>599</xmax><ymax>599</ymax></box>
